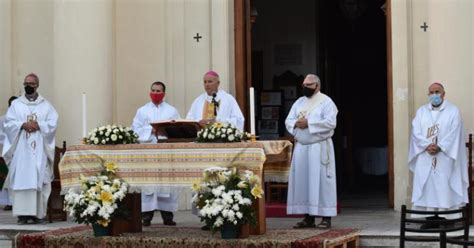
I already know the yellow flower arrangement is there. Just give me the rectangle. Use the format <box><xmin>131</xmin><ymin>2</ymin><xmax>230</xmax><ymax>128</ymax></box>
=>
<box><xmin>64</xmin><ymin>160</ymin><xmax>128</xmax><ymax>227</ymax></box>
<box><xmin>192</xmin><ymin>166</ymin><xmax>264</xmax><ymax>232</ymax></box>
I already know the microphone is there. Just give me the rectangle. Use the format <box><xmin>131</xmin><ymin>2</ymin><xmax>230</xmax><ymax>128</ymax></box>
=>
<box><xmin>212</xmin><ymin>93</ymin><xmax>219</xmax><ymax>116</ymax></box>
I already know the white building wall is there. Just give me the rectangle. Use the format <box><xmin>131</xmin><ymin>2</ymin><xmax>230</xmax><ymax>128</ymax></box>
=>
<box><xmin>391</xmin><ymin>0</ymin><xmax>473</xmax><ymax>210</ymax></box>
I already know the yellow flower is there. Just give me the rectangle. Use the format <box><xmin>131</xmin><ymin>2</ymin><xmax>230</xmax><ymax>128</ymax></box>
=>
<box><xmin>214</xmin><ymin>122</ymin><xmax>223</xmax><ymax>128</ymax></box>
<box><xmin>79</xmin><ymin>174</ymin><xmax>87</xmax><ymax>184</ymax></box>
<box><xmin>104</xmin><ymin>161</ymin><xmax>118</xmax><ymax>173</ymax></box>
<box><xmin>98</xmin><ymin>191</ymin><xmax>114</xmax><ymax>205</ymax></box>
<box><xmin>89</xmin><ymin>186</ymin><xmax>97</xmax><ymax>193</ymax></box>
<box><xmin>96</xmin><ymin>181</ymin><xmax>104</xmax><ymax>191</ymax></box>
<box><xmin>237</xmin><ymin>181</ymin><xmax>248</xmax><ymax>189</ymax></box>
<box><xmin>249</xmin><ymin>175</ymin><xmax>260</xmax><ymax>185</ymax></box>
<box><xmin>191</xmin><ymin>181</ymin><xmax>201</xmax><ymax>192</ymax></box>
<box><xmin>97</xmin><ymin>219</ymin><xmax>110</xmax><ymax>227</ymax></box>
<box><xmin>217</xmin><ymin>173</ymin><xmax>227</xmax><ymax>183</ymax></box>
<box><xmin>251</xmin><ymin>185</ymin><xmax>264</xmax><ymax>199</ymax></box>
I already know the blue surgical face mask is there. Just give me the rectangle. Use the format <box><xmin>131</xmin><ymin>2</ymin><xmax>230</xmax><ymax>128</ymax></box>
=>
<box><xmin>429</xmin><ymin>93</ymin><xmax>443</xmax><ymax>106</ymax></box>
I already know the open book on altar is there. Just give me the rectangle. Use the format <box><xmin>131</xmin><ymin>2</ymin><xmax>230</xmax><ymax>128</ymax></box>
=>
<box><xmin>150</xmin><ymin>120</ymin><xmax>201</xmax><ymax>140</ymax></box>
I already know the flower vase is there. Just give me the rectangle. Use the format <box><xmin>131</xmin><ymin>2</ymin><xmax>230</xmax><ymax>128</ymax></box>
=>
<box><xmin>220</xmin><ymin>223</ymin><xmax>240</xmax><ymax>239</ymax></box>
<box><xmin>92</xmin><ymin>223</ymin><xmax>110</xmax><ymax>237</ymax></box>
<box><xmin>239</xmin><ymin>223</ymin><xmax>250</xmax><ymax>238</ymax></box>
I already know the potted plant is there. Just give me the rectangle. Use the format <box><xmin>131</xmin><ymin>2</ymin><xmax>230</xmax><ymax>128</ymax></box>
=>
<box><xmin>64</xmin><ymin>160</ymin><xmax>128</xmax><ymax>236</ymax></box>
<box><xmin>192</xmin><ymin>167</ymin><xmax>264</xmax><ymax>239</ymax></box>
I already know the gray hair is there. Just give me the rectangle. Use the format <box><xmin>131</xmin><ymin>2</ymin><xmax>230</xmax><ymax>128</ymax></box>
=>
<box><xmin>306</xmin><ymin>74</ymin><xmax>321</xmax><ymax>86</ymax></box>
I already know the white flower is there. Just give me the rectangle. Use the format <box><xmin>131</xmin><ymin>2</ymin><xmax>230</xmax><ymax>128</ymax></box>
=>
<box><xmin>214</xmin><ymin>217</ymin><xmax>224</xmax><ymax>227</ymax></box>
<box><xmin>236</xmin><ymin>212</ymin><xmax>243</xmax><ymax>219</ymax></box>
<box><xmin>228</xmin><ymin>135</ymin><xmax>235</xmax><ymax>141</ymax></box>
<box><xmin>119</xmin><ymin>135</ymin><xmax>123</xmax><ymax>139</ymax></box>
<box><xmin>101</xmin><ymin>139</ymin><xmax>106</xmax><ymax>144</ymax></box>
<box><xmin>204</xmin><ymin>167</ymin><xmax>227</xmax><ymax>173</ymax></box>
<box><xmin>111</xmin><ymin>134</ymin><xmax>117</xmax><ymax>141</ymax></box>
<box><xmin>227</xmin><ymin>129</ymin><xmax>233</xmax><ymax>134</ymax></box>
<box><xmin>212</xmin><ymin>188</ymin><xmax>222</xmax><ymax>197</ymax></box>
<box><xmin>94</xmin><ymin>138</ymin><xmax>99</xmax><ymax>144</ymax></box>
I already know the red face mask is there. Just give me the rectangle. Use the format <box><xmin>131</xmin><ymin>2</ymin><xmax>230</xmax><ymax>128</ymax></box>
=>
<box><xmin>150</xmin><ymin>92</ymin><xmax>165</xmax><ymax>104</ymax></box>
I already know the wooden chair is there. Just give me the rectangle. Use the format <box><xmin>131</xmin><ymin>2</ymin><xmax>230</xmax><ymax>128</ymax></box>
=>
<box><xmin>400</xmin><ymin>205</ymin><xmax>469</xmax><ymax>248</ymax></box>
<box><xmin>466</xmin><ymin>134</ymin><xmax>473</xmax><ymax>224</ymax></box>
<box><xmin>47</xmin><ymin>141</ymin><xmax>68</xmax><ymax>223</ymax></box>
<box><xmin>442</xmin><ymin>235</ymin><xmax>474</xmax><ymax>247</ymax></box>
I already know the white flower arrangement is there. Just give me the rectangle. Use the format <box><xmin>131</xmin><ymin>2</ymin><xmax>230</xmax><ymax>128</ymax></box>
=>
<box><xmin>64</xmin><ymin>161</ymin><xmax>128</xmax><ymax>227</ymax></box>
<box><xmin>196</xmin><ymin>122</ymin><xmax>250</xmax><ymax>143</ymax></box>
<box><xmin>83</xmin><ymin>124</ymin><xmax>139</xmax><ymax>145</ymax></box>
<box><xmin>192</xmin><ymin>167</ymin><xmax>264</xmax><ymax>233</ymax></box>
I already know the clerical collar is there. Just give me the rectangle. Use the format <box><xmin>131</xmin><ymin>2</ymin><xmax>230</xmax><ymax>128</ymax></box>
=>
<box><xmin>26</xmin><ymin>93</ymin><xmax>38</xmax><ymax>102</ymax></box>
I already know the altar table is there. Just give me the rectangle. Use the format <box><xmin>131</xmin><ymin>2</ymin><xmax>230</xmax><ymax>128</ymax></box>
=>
<box><xmin>58</xmin><ymin>141</ymin><xmax>293</xmax><ymax>235</ymax></box>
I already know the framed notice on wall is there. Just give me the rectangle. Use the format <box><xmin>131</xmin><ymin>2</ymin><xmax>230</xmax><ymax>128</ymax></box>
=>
<box><xmin>260</xmin><ymin>91</ymin><xmax>282</xmax><ymax>106</ymax></box>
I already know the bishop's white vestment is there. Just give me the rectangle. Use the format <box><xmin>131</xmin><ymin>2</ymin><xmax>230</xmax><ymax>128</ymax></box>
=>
<box><xmin>2</xmin><ymin>95</ymin><xmax>58</xmax><ymax>218</ymax></box>
<box><xmin>131</xmin><ymin>101</ymin><xmax>181</xmax><ymax>213</ymax></box>
<box><xmin>186</xmin><ymin>89</ymin><xmax>245</xmax><ymax>130</ymax></box>
<box><xmin>285</xmin><ymin>92</ymin><xmax>338</xmax><ymax>217</ymax></box>
<box><xmin>409</xmin><ymin>100</ymin><xmax>469</xmax><ymax>214</ymax></box>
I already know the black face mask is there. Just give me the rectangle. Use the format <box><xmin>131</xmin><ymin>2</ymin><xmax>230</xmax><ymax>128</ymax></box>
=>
<box><xmin>302</xmin><ymin>87</ymin><xmax>316</xmax><ymax>98</ymax></box>
<box><xmin>24</xmin><ymin>85</ymin><xmax>35</xmax><ymax>95</ymax></box>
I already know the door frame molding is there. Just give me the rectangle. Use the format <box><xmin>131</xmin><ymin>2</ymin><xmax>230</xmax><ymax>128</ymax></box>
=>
<box><xmin>234</xmin><ymin>0</ymin><xmax>395</xmax><ymax>208</ymax></box>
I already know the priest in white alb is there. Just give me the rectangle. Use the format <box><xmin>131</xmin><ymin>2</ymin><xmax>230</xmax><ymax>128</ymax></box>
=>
<box><xmin>409</xmin><ymin>82</ymin><xmax>468</xmax><ymax>227</ymax></box>
<box><xmin>131</xmin><ymin>81</ymin><xmax>181</xmax><ymax>227</ymax></box>
<box><xmin>186</xmin><ymin>70</ymin><xmax>244</xmax><ymax>130</ymax></box>
<box><xmin>2</xmin><ymin>73</ymin><xmax>58</xmax><ymax>224</ymax></box>
<box><xmin>285</xmin><ymin>74</ymin><xmax>338</xmax><ymax>229</ymax></box>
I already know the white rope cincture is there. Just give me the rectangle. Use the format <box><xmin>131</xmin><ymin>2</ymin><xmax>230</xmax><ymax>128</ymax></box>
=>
<box><xmin>321</xmin><ymin>139</ymin><xmax>332</xmax><ymax>178</ymax></box>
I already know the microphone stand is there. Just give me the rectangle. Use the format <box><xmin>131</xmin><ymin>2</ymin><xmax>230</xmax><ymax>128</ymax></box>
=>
<box><xmin>212</xmin><ymin>93</ymin><xmax>219</xmax><ymax>117</ymax></box>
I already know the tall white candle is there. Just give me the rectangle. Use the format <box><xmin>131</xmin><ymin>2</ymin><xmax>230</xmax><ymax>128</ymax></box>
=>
<box><xmin>249</xmin><ymin>87</ymin><xmax>256</xmax><ymax>135</ymax></box>
<box><xmin>82</xmin><ymin>92</ymin><xmax>87</xmax><ymax>137</ymax></box>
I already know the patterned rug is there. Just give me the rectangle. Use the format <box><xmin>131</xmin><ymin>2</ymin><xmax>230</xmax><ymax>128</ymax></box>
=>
<box><xmin>16</xmin><ymin>225</ymin><xmax>358</xmax><ymax>248</ymax></box>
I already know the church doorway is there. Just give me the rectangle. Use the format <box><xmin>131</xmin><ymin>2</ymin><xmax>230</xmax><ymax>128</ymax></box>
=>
<box><xmin>236</xmin><ymin>0</ymin><xmax>393</xmax><ymax>208</ymax></box>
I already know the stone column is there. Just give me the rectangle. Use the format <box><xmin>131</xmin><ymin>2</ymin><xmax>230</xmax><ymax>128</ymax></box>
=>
<box><xmin>53</xmin><ymin>0</ymin><xmax>114</xmax><ymax>144</ymax></box>
<box><xmin>0</xmin><ymin>0</ymin><xmax>12</xmax><ymax>113</ymax></box>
